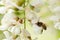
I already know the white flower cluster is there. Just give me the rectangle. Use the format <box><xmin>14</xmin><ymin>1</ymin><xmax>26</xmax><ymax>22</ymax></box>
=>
<box><xmin>0</xmin><ymin>0</ymin><xmax>60</xmax><ymax>40</ymax></box>
<box><xmin>0</xmin><ymin>0</ymin><xmax>31</xmax><ymax>40</ymax></box>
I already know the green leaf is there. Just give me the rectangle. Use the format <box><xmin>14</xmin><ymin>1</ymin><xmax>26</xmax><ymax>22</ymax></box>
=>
<box><xmin>14</xmin><ymin>10</ymin><xmax>24</xmax><ymax>19</ymax></box>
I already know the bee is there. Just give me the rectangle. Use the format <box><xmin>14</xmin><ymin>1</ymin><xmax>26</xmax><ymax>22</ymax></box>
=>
<box><xmin>36</xmin><ymin>21</ymin><xmax>47</xmax><ymax>33</ymax></box>
<box><xmin>28</xmin><ymin>19</ymin><xmax>47</xmax><ymax>33</ymax></box>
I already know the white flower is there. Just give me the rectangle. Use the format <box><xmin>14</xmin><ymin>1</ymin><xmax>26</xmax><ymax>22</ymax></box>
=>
<box><xmin>54</xmin><ymin>22</ymin><xmax>60</xmax><ymax>30</ymax></box>
<box><xmin>3</xmin><ymin>31</ymin><xmax>14</xmax><ymax>40</ymax></box>
<box><xmin>8</xmin><ymin>26</ymin><xmax>20</xmax><ymax>35</ymax></box>
<box><xmin>52</xmin><ymin>6</ymin><xmax>60</xmax><ymax>18</ymax></box>
<box><xmin>33</xmin><ymin>24</ymin><xmax>43</xmax><ymax>34</ymax></box>
<box><xmin>0</xmin><ymin>7</ymin><xmax>7</xmax><ymax>14</ymax></box>
<box><xmin>26</xmin><ymin>12</ymin><xmax>34</xmax><ymax>20</ymax></box>
<box><xmin>53</xmin><ymin>6</ymin><xmax>60</xmax><ymax>13</ymax></box>
<box><xmin>31</xmin><ymin>18</ymin><xmax>38</xmax><ymax>24</ymax></box>
<box><xmin>30</xmin><ymin>0</ymin><xmax>44</xmax><ymax>6</ymax></box>
<box><xmin>26</xmin><ymin>11</ymin><xmax>39</xmax><ymax>24</ymax></box>
<box><xmin>0</xmin><ymin>24</ymin><xmax>10</xmax><ymax>30</ymax></box>
<box><xmin>3</xmin><ymin>0</ymin><xmax>13</xmax><ymax>7</ymax></box>
<box><xmin>49</xmin><ymin>15</ymin><xmax>60</xmax><ymax>22</ymax></box>
<box><xmin>3</xmin><ymin>31</ymin><xmax>11</xmax><ymax>38</ymax></box>
<box><xmin>1</xmin><ymin>9</ymin><xmax>17</xmax><ymax>25</ymax></box>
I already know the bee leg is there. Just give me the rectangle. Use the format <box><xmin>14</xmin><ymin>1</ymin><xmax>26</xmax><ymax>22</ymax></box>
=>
<box><xmin>40</xmin><ymin>29</ymin><xmax>43</xmax><ymax>34</ymax></box>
